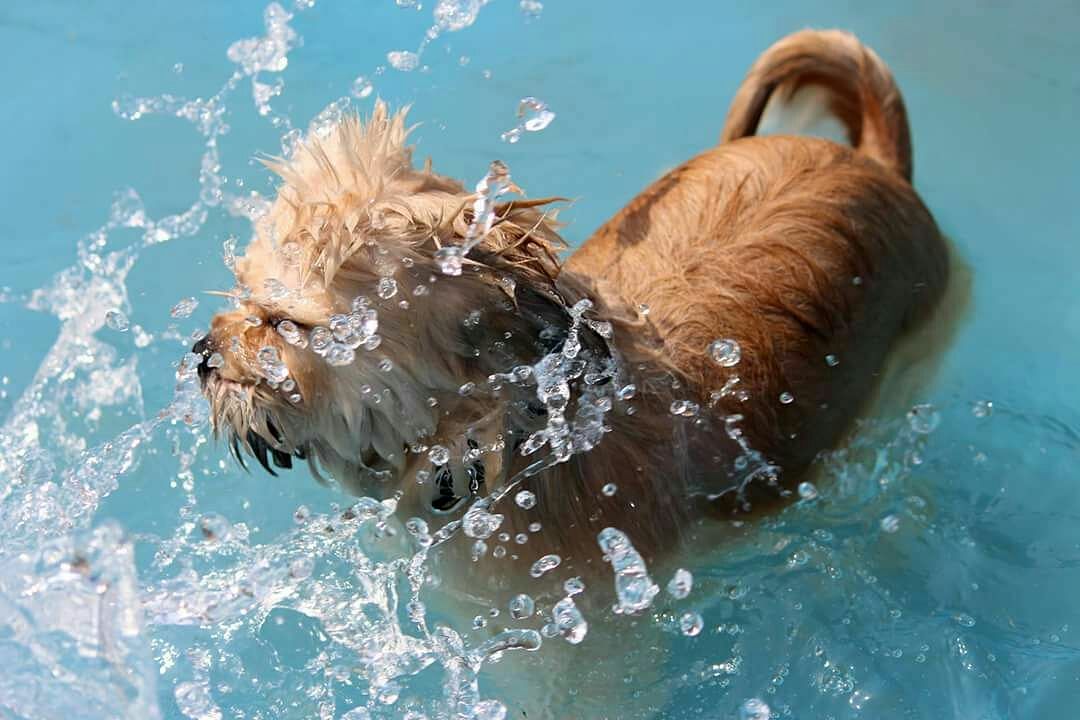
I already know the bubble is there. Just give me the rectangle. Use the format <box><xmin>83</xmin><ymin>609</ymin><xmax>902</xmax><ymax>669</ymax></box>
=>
<box><xmin>798</xmin><ymin>481</ymin><xmax>818</xmax><ymax>500</ymax></box>
<box><xmin>462</xmin><ymin>506</ymin><xmax>503</xmax><ymax>539</ymax></box>
<box><xmin>669</xmin><ymin>399</ymin><xmax>700</xmax><ymax>417</ymax></box>
<box><xmin>309</xmin><ymin>326</ymin><xmax>333</xmax><ymax>355</ymax></box>
<box><xmin>276</xmin><ymin>320</ymin><xmax>304</xmax><ymax>346</ymax></box>
<box><xmin>105</xmin><ymin>310</ymin><xmax>130</xmax><ymax>331</ymax></box>
<box><xmin>207</xmin><ymin>352</ymin><xmax>225</xmax><ymax>369</ymax></box>
<box><xmin>257</xmin><ymin>346</ymin><xmax>289</xmax><ymax>383</ymax></box>
<box><xmin>325</xmin><ymin>343</ymin><xmax>355</xmax><ymax>366</ymax></box>
<box><xmin>849</xmin><ymin>689</ymin><xmax>872</xmax><ymax>710</ymax></box>
<box><xmin>779</xmin><ymin>391</ymin><xmax>794</xmax><ymax>405</ymax></box>
<box><xmin>667</xmin><ymin>568</ymin><xmax>693</xmax><ymax>599</ymax></box>
<box><xmin>341</xmin><ymin>708</ymin><xmax>372</xmax><ymax>720</ymax></box>
<box><xmin>387</xmin><ymin>50</ymin><xmax>420</xmax><ymax>71</ymax></box>
<box><xmin>880</xmin><ymin>514</ymin><xmax>901</xmax><ymax>533</ymax></box>
<box><xmin>972</xmin><ymin>399</ymin><xmax>994</xmax><ymax>418</ymax></box>
<box><xmin>529</xmin><ymin>554</ymin><xmax>561</xmax><ymax>578</ymax></box>
<box><xmin>907</xmin><ymin>403</ymin><xmax>941</xmax><ymax>434</ymax></box>
<box><xmin>377</xmin><ymin>277</ymin><xmax>398</xmax><ymax>299</ymax></box>
<box><xmin>616</xmin><ymin>384</ymin><xmax>637</xmax><ymax>400</ymax></box>
<box><xmin>825</xmin><ymin>354</ymin><xmax>840</xmax><ymax>367</ymax></box>
<box><xmin>954</xmin><ymin>613</ymin><xmax>976</xmax><ymax>628</ymax></box>
<box><xmin>550</xmin><ymin>595</ymin><xmax>588</xmax><ymax>644</ymax></box>
<box><xmin>515</xmin><ymin>490</ymin><xmax>536</xmax><ymax>509</ymax></box>
<box><xmin>709</xmin><ymin>338</ymin><xmax>741</xmax><ymax>367</ymax></box>
<box><xmin>679</xmin><ymin>611</ymin><xmax>704</xmax><ymax>637</ymax></box>
<box><xmin>293</xmin><ymin>505</ymin><xmax>311</xmax><ymax>524</ymax></box>
<box><xmin>350</xmin><ymin>75</ymin><xmax>374</xmax><ymax>99</ymax></box>
<box><xmin>509</xmin><ymin>593</ymin><xmax>535</xmax><ymax>619</ymax></box>
<box><xmin>601</xmin><ymin>483</ymin><xmax>617</xmax><ymax>496</ymax></box>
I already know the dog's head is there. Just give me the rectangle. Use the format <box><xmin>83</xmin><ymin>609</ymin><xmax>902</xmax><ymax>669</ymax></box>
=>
<box><xmin>195</xmin><ymin>103</ymin><xmax>582</xmax><ymax>507</ymax></box>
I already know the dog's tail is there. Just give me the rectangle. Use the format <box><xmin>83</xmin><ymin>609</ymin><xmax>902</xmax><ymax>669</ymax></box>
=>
<box><xmin>720</xmin><ymin>29</ymin><xmax>913</xmax><ymax>181</ymax></box>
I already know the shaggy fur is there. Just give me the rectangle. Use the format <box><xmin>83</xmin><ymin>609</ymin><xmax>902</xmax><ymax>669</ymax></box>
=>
<box><xmin>196</xmin><ymin>29</ymin><xmax>948</xmax><ymax>577</ymax></box>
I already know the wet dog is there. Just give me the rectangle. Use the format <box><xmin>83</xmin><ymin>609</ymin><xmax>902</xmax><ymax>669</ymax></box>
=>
<box><xmin>194</xmin><ymin>29</ymin><xmax>948</xmax><ymax>579</ymax></box>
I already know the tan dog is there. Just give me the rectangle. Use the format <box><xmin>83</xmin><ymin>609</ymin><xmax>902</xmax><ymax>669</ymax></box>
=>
<box><xmin>195</xmin><ymin>29</ymin><xmax>948</xmax><ymax>582</ymax></box>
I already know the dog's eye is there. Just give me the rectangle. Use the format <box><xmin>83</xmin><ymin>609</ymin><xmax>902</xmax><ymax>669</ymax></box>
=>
<box><xmin>430</xmin><ymin>466</ymin><xmax>461</xmax><ymax>513</ymax></box>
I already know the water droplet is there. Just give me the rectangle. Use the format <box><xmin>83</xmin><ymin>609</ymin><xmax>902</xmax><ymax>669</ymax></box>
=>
<box><xmin>551</xmin><ymin>595</ymin><xmax>588</xmax><ymax>644</ymax></box>
<box><xmin>350</xmin><ymin>75</ymin><xmax>374</xmax><ymax>98</ymax></box>
<box><xmin>667</xmin><ymin>568</ymin><xmax>693</xmax><ymax>599</ymax></box>
<box><xmin>679</xmin><ymin>611</ymin><xmax>704</xmax><ymax>637</ymax></box>
<box><xmin>170</xmin><ymin>297</ymin><xmax>198</xmax><ymax>318</ymax></box>
<box><xmin>529</xmin><ymin>553</ymin><xmax>561</xmax><ymax>578</ymax></box>
<box><xmin>709</xmin><ymin>338</ymin><xmax>741</xmax><ymax>367</ymax></box>
<box><xmin>435</xmin><ymin>245</ymin><xmax>464</xmax><ymax>276</ymax></box>
<box><xmin>520</xmin><ymin>0</ymin><xmax>543</xmax><ymax>18</ymax></box>
<box><xmin>597</xmin><ymin>528</ymin><xmax>659</xmax><ymax>613</ymax></box>
<box><xmin>377</xmin><ymin>276</ymin><xmax>398</xmax><ymax>299</ymax></box>
<box><xmin>515</xmin><ymin>490</ymin><xmax>536</xmax><ymax>509</ymax></box>
<box><xmin>433</xmin><ymin>0</ymin><xmax>483</xmax><ymax>31</ymax></box>
<box><xmin>798</xmin><ymin>481</ymin><xmax>818</xmax><ymax>500</ymax></box>
<box><xmin>105</xmin><ymin>309</ymin><xmax>130</xmax><ymax>331</ymax></box>
<box><xmin>601</xmin><ymin>483</ymin><xmax>617</xmax><ymax>497</ymax></box>
<box><xmin>739</xmin><ymin>698</ymin><xmax>771</xmax><ymax>720</ymax></box>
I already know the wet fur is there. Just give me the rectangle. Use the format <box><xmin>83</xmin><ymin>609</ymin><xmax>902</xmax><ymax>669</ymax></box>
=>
<box><xmin>198</xmin><ymin>29</ymin><xmax>949</xmax><ymax>576</ymax></box>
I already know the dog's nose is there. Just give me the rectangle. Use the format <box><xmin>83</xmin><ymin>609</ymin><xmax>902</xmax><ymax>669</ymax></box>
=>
<box><xmin>192</xmin><ymin>335</ymin><xmax>215</xmax><ymax>383</ymax></box>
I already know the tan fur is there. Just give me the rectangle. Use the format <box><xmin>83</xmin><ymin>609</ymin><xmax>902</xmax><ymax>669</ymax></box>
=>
<box><xmin>197</xmin><ymin>30</ymin><xmax>950</xmax><ymax>578</ymax></box>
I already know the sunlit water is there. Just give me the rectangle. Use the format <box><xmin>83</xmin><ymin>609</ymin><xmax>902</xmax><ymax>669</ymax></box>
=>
<box><xmin>2</xmin><ymin>1</ymin><xmax>1079</xmax><ymax>718</ymax></box>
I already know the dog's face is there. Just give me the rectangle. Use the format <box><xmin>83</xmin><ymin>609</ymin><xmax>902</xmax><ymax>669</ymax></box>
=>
<box><xmin>194</xmin><ymin>103</ymin><xmax>573</xmax><ymax>510</ymax></box>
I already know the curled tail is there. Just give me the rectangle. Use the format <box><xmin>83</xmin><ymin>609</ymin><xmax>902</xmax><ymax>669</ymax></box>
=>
<box><xmin>720</xmin><ymin>29</ymin><xmax>913</xmax><ymax>181</ymax></box>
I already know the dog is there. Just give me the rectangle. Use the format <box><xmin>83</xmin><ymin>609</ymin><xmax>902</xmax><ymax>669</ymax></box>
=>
<box><xmin>193</xmin><ymin>29</ymin><xmax>948</xmax><ymax>589</ymax></box>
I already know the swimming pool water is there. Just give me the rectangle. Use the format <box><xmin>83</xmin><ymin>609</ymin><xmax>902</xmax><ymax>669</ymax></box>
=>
<box><xmin>1</xmin><ymin>1</ymin><xmax>1078</xmax><ymax>718</ymax></box>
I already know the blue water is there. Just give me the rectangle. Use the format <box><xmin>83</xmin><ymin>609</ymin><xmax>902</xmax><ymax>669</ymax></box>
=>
<box><xmin>1</xmin><ymin>1</ymin><xmax>1078</xmax><ymax>718</ymax></box>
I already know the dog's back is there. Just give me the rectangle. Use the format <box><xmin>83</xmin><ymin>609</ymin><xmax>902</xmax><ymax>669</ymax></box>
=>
<box><xmin>564</xmin><ymin>30</ymin><xmax>949</xmax><ymax>508</ymax></box>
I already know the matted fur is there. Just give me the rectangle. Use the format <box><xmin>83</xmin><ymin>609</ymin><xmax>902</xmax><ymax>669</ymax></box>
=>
<box><xmin>198</xmin><ymin>30</ymin><xmax>949</xmax><ymax>573</ymax></box>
